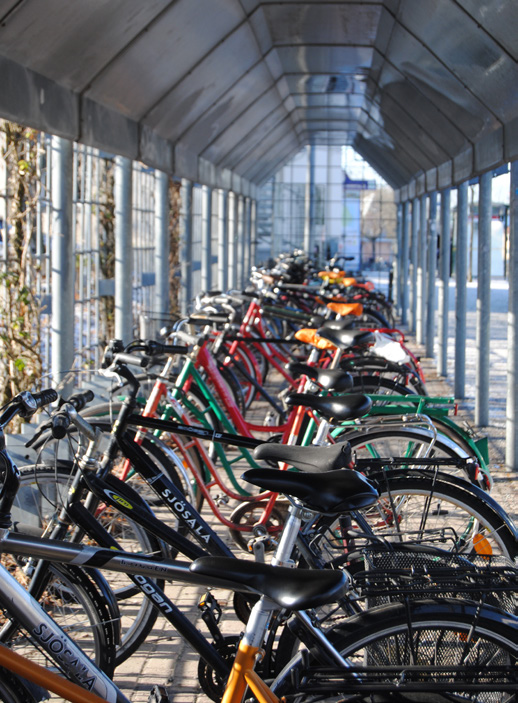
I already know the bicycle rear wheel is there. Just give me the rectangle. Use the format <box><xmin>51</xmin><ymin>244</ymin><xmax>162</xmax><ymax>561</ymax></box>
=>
<box><xmin>309</xmin><ymin>470</ymin><xmax>518</xmax><ymax>564</ymax></box>
<box><xmin>272</xmin><ymin>600</ymin><xmax>518</xmax><ymax>702</ymax></box>
<box><xmin>0</xmin><ymin>667</ymin><xmax>39</xmax><ymax>703</ymax></box>
<box><xmin>0</xmin><ymin>562</ymin><xmax>116</xmax><ymax>678</ymax></box>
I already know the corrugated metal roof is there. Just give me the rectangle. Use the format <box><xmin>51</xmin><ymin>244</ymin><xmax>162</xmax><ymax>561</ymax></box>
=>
<box><xmin>0</xmin><ymin>0</ymin><xmax>516</xmax><ymax>193</ymax></box>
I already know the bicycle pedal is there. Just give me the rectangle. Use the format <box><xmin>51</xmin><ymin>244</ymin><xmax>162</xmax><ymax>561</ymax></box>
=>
<box><xmin>147</xmin><ymin>685</ymin><xmax>170</xmax><ymax>703</ymax></box>
<box><xmin>198</xmin><ymin>591</ymin><xmax>224</xmax><ymax>641</ymax></box>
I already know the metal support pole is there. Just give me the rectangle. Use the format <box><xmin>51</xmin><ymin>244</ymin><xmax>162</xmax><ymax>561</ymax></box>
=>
<box><xmin>438</xmin><ymin>188</ymin><xmax>451</xmax><ymax>376</ymax></box>
<box><xmin>409</xmin><ymin>198</ymin><xmax>419</xmax><ymax>332</ymax></box>
<box><xmin>201</xmin><ymin>185</ymin><xmax>212</xmax><ymax>292</ymax></box>
<box><xmin>114</xmin><ymin>155</ymin><xmax>133</xmax><ymax>343</ymax></box>
<box><xmin>217</xmin><ymin>190</ymin><xmax>228</xmax><ymax>291</ymax></box>
<box><xmin>179</xmin><ymin>179</ymin><xmax>193</xmax><ymax>314</ymax></box>
<box><xmin>228</xmin><ymin>193</ymin><xmax>237</xmax><ymax>289</ymax></box>
<box><xmin>154</xmin><ymin>170</ymin><xmax>169</xmax><ymax>325</ymax></box>
<box><xmin>304</xmin><ymin>144</ymin><xmax>316</xmax><ymax>259</ymax></box>
<box><xmin>455</xmin><ymin>181</ymin><xmax>469</xmax><ymax>399</ymax></box>
<box><xmin>51</xmin><ymin>136</ymin><xmax>74</xmax><ymax>393</ymax></box>
<box><xmin>475</xmin><ymin>171</ymin><xmax>492</xmax><ymax>427</ymax></box>
<box><xmin>244</xmin><ymin>197</ymin><xmax>252</xmax><ymax>279</ymax></box>
<box><xmin>506</xmin><ymin>161</ymin><xmax>518</xmax><ymax>471</ymax></box>
<box><xmin>400</xmin><ymin>201</ymin><xmax>410</xmax><ymax>325</ymax></box>
<box><xmin>425</xmin><ymin>192</ymin><xmax>438</xmax><ymax>357</ymax></box>
<box><xmin>237</xmin><ymin>195</ymin><xmax>245</xmax><ymax>287</ymax></box>
<box><xmin>394</xmin><ymin>204</ymin><xmax>403</xmax><ymax>316</ymax></box>
<box><xmin>416</xmin><ymin>194</ymin><xmax>427</xmax><ymax>344</ymax></box>
<box><xmin>250</xmin><ymin>199</ymin><xmax>257</xmax><ymax>267</ymax></box>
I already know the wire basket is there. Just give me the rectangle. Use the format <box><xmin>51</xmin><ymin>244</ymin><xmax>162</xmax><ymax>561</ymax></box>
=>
<box><xmin>353</xmin><ymin>546</ymin><xmax>518</xmax><ymax>615</ymax></box>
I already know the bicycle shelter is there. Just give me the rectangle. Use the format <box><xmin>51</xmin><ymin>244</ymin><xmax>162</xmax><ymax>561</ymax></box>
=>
<box><xmin>0</xmin><ymin>0</ymin><xmax>518</xmax><ymax>468</ymax></box>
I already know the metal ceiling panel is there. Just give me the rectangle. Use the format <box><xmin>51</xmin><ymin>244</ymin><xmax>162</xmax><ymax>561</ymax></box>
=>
<box><xmin>453</xmin><ymin>147</ymin><xmax>474</xmax><ymax>184</ymax></box>
<box><xmin>216</xmin><ymin>105</ymin><xmax>292</xmax><ymax>171</ymax></box>
<box><xmin>244</xmin><ymin>133</ymin><xmax>301</xmax><ymax>183</ymax></box>
<box><xmin>144</xmin><ymin>23</ymin><xmax>263</xmax><ymax>139</ymax></box>
<box><xmin>85</xmin><ymin>0</ymin><xmax>246</xmax><ymax>119</ymax></box>
<box><xmin>292</xmin><ymin>93</ymin><xmax>365</xmax><ymax>109</ymax></box>
<box><xmin>0</xmin><ymin>0</ymin><xmax>170</xmax><ymax>91</ymax></box>
<box><xmin>380</xmin><ymin>92</ymin><xmax>450</xmax><ymax>164</ymax></box>
<box><xmin>401</xmin><ymin>0</ymin><xmax>518</xmax><ymax>122</ymax></box>
<box><xmin>176</xmin><ymin>63</ymin><xmax>275</xmax><ymax>150</ymax></box>
<box><xmin>0</xmin><ymin>0</ymin><xmax>517</xmax><ymax>191</ymax></box>
<box><xmin>437</xmin><ymin>161</ymin><xmax>453</xmax><ymax>190</ymax></box>
<box><xmin>261</xmin><ymin>2</ymin><xmax>382</xmax><ymax>46</ymax></box>
<box><xmin>505</xmin><ymin>118</ymin><xmax>518</xmax><ymax>162</ymax></box>
<box><xmin>234</xmin><ymin>118</ymin><xmax>296</xmax><ymax>174</ymax></box>
<box><xmin>380</xmin><ymin>80</ymin><xmax>467</xmax><ymax>157</ymax></box>
<box><xmin>474</xmin><ymin>126</ymin><xmax>504</xmax><ymax>172</ymax></box>
<box><xmin>294</xmin><ymin>107</ymin><xmax>362</xmax><ymax>122</ymax></box>
<box><xmin>273</xmin><ymin>46</ymin><xmax>374</xmax><ymax>74</ymax></box>
<box><xmin>381</xmin><ymin>23</ymin><xmax>494</xmax><ymax>142</ymax></box>
<box><xmin>458</xmin><ymin>0</ymin><xmax>518</xmax><ymax>61</ymax></box>
<box><xmin>200</xmin><ymin>90</ymin><xmax>287</xmax><ymax>165</ymax></box>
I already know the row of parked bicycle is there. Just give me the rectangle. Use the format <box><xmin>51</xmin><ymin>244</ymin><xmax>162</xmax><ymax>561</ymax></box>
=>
<box><xmin>0</xmin><ymin>250</ymin><xmax>516</xmax><ymax>702</ymax></box>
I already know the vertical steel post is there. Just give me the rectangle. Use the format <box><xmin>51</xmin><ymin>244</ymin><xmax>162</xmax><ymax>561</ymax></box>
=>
<box><xmin>228</xmin><ymin>193</ymin><xmax>237</xmax><ymax>289</ymax></box>
<box><xmin>250</xmin><ymin>199</ymin><xmax>257</xmax><ymax>268</ymax></box>
<box><xmin>394</xmin><ymin>203</ymin><xmax>403</xmax><ymax>315</ymax></box>
<box><xmin>51</xmin><ymin>136</ymin><xmax>74</xmax><ymax>393</ymax></box>
<box><xmin>217</xmin><ymin>189</ymin><xmax>229</xmax><ymax>291</ymax></box>
<box><xmin>506</xmin><ymin>161</ymin><xmax>518</xmax><ymax>471</ymax></box>
<box><xmin>425</xmin><ymin>192</ymin><xmax>438</xmax><ymax>357</ymax></box>
<box><xmin>416</xmin><ymin>194</ymin><xmax>427</xmax><ymax>344</ymax></box>
<box><xmin>179</xmin><ymin>179</ymin><xmax>193</xmax><ymax>314</ymax></box>
<box><xmin>304</xmin><ymin>144</ymin><xmax>316</xmax><ymax>259</ymax></box>
<box><xmin>455</xmin><ymin>181</ymin><xmax>469</xmax><ymax>398</ymax></box>
<box><xmin>114</xmin><ymin>156</ymin><xmax>133</xmax><ymax>343</ymax></box>
<box><xmin>410</xmin><ymin>198</ymin><xmax>419</xmax><ymax>332</ymax></box>
<box><xmin>201</xmin><ymin>185</ymin><xmax>212</xmax><ymax>292</ymax></box>
<box><xmin>438</xmin><ymin>188</ymin><xmax>451</xmax><ymax>376</ymax></box>
<box><xmin>475</xmin><ymin>171</ymin><xmax>492</xmax><ymax>427</ymax></box>
<box><xmin>237</xmin><ymin>195</ymin><xmax>245</xmax><ymax>287</ymax></box>
<box><xmin>154</xmin><ymin>170</ymin><xmax>169</xmax><ymax>325</ymax></box>
<box><xmin>400</xmin><ymin>201</ymin><xmax>410</xmax><ymax>325</ymax></box>
<box><xmin>244</xmin><ymin>197</ymin><xmax>252</xmax><ymax>280</ymax></box>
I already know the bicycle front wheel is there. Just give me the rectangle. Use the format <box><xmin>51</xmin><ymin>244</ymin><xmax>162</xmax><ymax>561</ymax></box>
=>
<box><xmin>272</xmin><ymin>600</ymin><xmax>518</xmax><ymax>702</ymax></box>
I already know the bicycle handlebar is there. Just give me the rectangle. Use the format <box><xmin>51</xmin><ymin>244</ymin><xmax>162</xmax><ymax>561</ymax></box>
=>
<box><xmin>0</xmin><ymin>389</ymin><xmax>58</xmax><ymax>528</ymax></box>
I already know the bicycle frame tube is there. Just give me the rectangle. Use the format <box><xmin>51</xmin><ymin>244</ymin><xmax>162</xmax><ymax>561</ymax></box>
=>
<box><xmin>0</xmin><ymin>561</ymin><xmax>128</xmax><ymax>703</ymax></box>
<box><xmin>0</xmin><ymin>643</ymin><xmax>113</xmax><ymax>703</ymax></box>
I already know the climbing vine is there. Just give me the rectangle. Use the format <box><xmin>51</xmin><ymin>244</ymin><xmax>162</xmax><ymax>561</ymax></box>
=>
<box><xmin>0</xmin><ymin>120</ymin><xmax>42</xmax><ymax>416</ymax></box>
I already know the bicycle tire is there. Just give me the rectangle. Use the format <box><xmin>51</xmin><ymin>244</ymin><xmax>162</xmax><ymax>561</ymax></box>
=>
<box><xmin>312</xmin><ymin>470</ymin><xmax>518</xmax><ymax>564</ymax></box>
<box><xmin>344</xmin><ymin>356</ymin><xmax>426</xmax><ymax>394</ymax></box>
<box><xmin>338</xmin><ymin>425</ymin><xmax>474</xmax><ymax>482</ymax></box>
<box><xmin>0</xmin><ymin>667</ymin><xmax>40</xmax><ymax>702</ymax></box>
<box><xmin>271</xmin><ymin>599</ymin><xmax>518</xmax><ymax>702</ymax></box>
<box><xmin>12</xmin><ymin>463</ymin><xmax>167</xmax><ymax>667</ymax></box>
<box><xmin>351</xmin><ymin>375</ymin><xmax>418</xmax><ymax>396</ymax></box>
<box><xmin>0</xmin><ymin>561</ymin><xmax>117</xmax><ymax>678</ymax></box>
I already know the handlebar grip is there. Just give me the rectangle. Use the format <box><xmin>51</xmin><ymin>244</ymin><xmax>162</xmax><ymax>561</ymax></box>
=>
<box><xmin>66</xmin><ymin>389</ymin><xmax>95</xmax><ymax>412</ymax></box>
<box><xmin>113</xmin><ymin>352</ymin><xmax>150</xmax><ymax>368</ymax></box>
<box><xmin>33</xmin><ymin>389</ymin><xmax>58</xmax><ymax>409</ymax></box>
<box><xmin>51</xmin><ymin>413</ymin><xmax>71</xmax><ymax>440</ymax></box>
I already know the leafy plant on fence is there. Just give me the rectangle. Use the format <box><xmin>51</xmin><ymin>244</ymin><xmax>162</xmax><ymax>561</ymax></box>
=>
<box><xmin>99</xmin><ymin>158</ymin><xmax>115</xmax><ymax>342</ymax></box>
<box><xmin>169</xmin><ymin>179</ymin><xmax>181</xmax><ymax>314</ymax></box>
<box><xmin>0</xmin><ymin>121</ymin><xmax>42</xmax><ymax>421</ymax></box>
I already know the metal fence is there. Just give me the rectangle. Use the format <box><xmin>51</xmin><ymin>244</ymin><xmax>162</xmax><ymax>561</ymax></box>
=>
<box><xmin>0</xmin><ymin>131</ymin><xmax>159</xmax><ymax>387</ymax></box>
